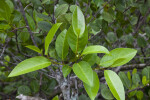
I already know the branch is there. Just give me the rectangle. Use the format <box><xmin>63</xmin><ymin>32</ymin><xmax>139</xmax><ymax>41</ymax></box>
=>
<box><xmin>17</xmin><ymin>0</ymin><xmax>37</xmax><ymax>47</ymax></box>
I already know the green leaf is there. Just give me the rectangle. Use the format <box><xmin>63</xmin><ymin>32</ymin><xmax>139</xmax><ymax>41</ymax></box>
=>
<box><xmin>45</xmin><ymin>23</ymin><xmax>62</xmax><ymax>55</ymax></box>
<box><xmin>127</xmin><ymin>71</ymin><xmax>132</xmax><ymax>82</ymax></box>
<box><xmin>55</xmin><ymin>4</ymin><xmax>69</xmax><ymax>18</ymax></box>
<box><xmin>26</xmin><ymin>13</ymin><xmax>35</xmax><ymax>31</ymax></box>
<box><xmin>145</xmin><ymin>26</ymin><xmax>150</xmax><ymax>37</ymax></box>
<box><xmin>5</xmin><ymin>0</ymin><xmax>14</xmax><ymax>13</ymax></box>
<box><xmin>102</xmin><ymin>11</ymin><xmax>114</xmax><ymax>23</ymax></box>
<box><xmin>67</xmin><ymin>26</ymin><xmax>88</xmax><ymax>53</ymax></box>
<box><xmin>106</xmin><ymin>32</ymin><xmax>117</xmax><ymax>43</ymax></box>
<box><xmin>132</xmin><ymin>73</ymin><xmax>141</xmax><ymax>86</ymax></box>
<box><xmin>132</xmin><ymin>68</ymin><xmax>137</xmax><ymax>74</ymax></box>
<box><xmin>30</xmin><ymin>80</ymin><xmax>40</xmax><ymax>93</ymax></box>
<box><xmin>79</xmin><ymin>94</ymin><xmax>90</xmax><ymax>100</ymax></box>
<box><xmin>52</xmin><ymin>95</ymin><xmax>59</xmax><ymax>100</ymax></box>
<box><xmin>136</xmin><ymin>91</ymin><xmax>143</xmax><ymax>100</ymax></box>
<box><xmin>104</xmin><ymin>70</ymin><xmax>125</xmax><ymax>100</ymax></box>
<box><xmin>0</xmin><ymin>0</ymin><xmax>11</xmax><ymax>20</ymax></box>
<box><xmin>57</xmin><ymin>13</ymin><xmax>72</xmax><ymax>30</ymax></box>
<box><xmin>130</xmin><ymin>16</ymin><xmax>138</xmax><ymax>25</ymax></box>
<box><xmin>118</xmin><ymin>72</ymin><xmax>131</xmax><ymax>89</ymax></box>
<box><xmin>82</xmin><ymin>54</ymin><xmax>97</xmax><ymax>66</ymax></box>
<box><xmin>55</xmin><ymin>29</ymin><xmax>69</xmax><ymax>60</ymax></box>
<box><xmin>101</xmin><ymin>84</ymin><xmax>114</xmax><ymax>100</ymax></box>
<box><xmin>72</xmin><ymin>6</ymin><xmax>85</xmax><ymax>37</ymax></box>
<box><xmin>8</xmin><ymin>56</ymin><xmax>51</xmax><ymax>77</ymax></box>
<box><xmin>26</xmin><ymin>45</ymin><xmax>42</xmax><ymax>54</ymax></box>
<box><xmin>81</xmin><ymin>45</ymin><xmax>109</xmax><ymax>56</ymax></box>
<box><xmin>83</xmin><ymin>71</ymin><xmax>100</xmax><ymax>100</ymax></box>
<box><xmin>4</xmin><ymin>55</ymin><xmax>10</xmax><ymax>62</ymax></box>
<box><xmin>137</xmin><ymin>36</ymin><xmax>147</xmax><ymax>47</ymax></box>
<box><xmin>72</xmin><ymin>61</ymin><xmax>93</xmax><ymax>86</ymax></box>
<box><xmin>38</xmin><ymin>21</ymin><xmax>51</xmax><ymax>31</ymax></box>
<box><xmin>142</xmin><ymin>76</ymin><xmax>148</xmax><ymax>86</ymax></box>
<box><xmin>142</xmin><ymin>67</ymin><xmax>150</xmax><ymax>80</ymax></box>
<box><xmin>62</xmin><ymin>65</ymin><xmax>71</xmax><ymax>78</ymax></box>
<box><xmin>100</xmin><ymin>48</ymin><xmax>137</xmax><ymax>67</ymax></box>
<box><xmin>18</xmin><ymin>85</ymin><xmax>31</xmax><ymax>95</ymax></box>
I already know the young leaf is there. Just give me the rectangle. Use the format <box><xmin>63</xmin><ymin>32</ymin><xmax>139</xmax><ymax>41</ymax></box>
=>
<box><xmin>62</xmin><ymin>65</ymin><xmax>71</xmax><ymax>78</ymax></box>
<box><xmin>55</xmin><ymin>4</ymin><xmax>69</xmax><ymax>18</ymax></box>
<box><xmin>83</xmin><ymin>71</ymin><xmax>100</xmax><ymax>100</ymax></box>
<box><xmin>55</xmin><ymin>29</ymin><xmax>69</xmax><ymax>60</ymax></box>
<box><xmin>73</xmin><ymin>61</ymin><xmax>93</xmax><ymax>86</ymax></box>
<box><xmin>136</xmin><ymin>91</ymin><xmax>143</xmax><ymax>100</ymax></box>
<box><xmin>67</xmin><ymin>26</ymin><xmax>88</xmax><ymax>53</ymax></box>
<box><xmin>100</xmin><ymin>48</ymin><xmax>137</xmax><ymax>67</ymax></box>
<box><xmin>45</xmin><ymin>23</ymin><xmax>62</xmax><ymax>55</ymax></box>
<box><xmin>142</xmin><ymin>66</ymin><xmax>150</xmax><ymax>80</ymax></box>
<box><xmin>26</xmin><ymin>45</ymin><xmax>42</xmax><ymax>54</ymax></box>
<box><xmin>72</xmin><ymin>6</ymin><xmax>85</xmax><ymax>37</ymax></box>
<box><xmin>8</xmin><ymin>56</ymin><xmax>51</xmax><ymax>77</ymax></box>
<box><xmin>81</xmin><ymin>45</ymin><xmax>109</xmax><ymax>56</ymax></box>
<box><xmin>52</xmin><ymin>95</ymin><xmax>59</xmax><ymax>100</ymax></box>
<box><xmin>104</xmin><ymin>70</ymin><xmax>125</xmax><ymax>100</ymax></box>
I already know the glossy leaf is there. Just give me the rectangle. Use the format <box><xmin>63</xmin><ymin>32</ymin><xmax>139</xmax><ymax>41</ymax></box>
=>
<box><xmin>104</xmin><ymin>70</ymin><xmax>125</xmax><ymax>100</ymax></box>
<box><xmin>73</xmin><ymin>61</ymin><xmax>93</xmax><ymax>86</ymax></box>
<box><xmin>55</xmin><ymin>4</ymin><xmax>69</xmax><ymax>18</ymax></box>
<box><xmin>83</xmin><ymin>71</ymin><xmax>100</xmax><ymax>100</ymax></box>
<box><xmin>62</xmin><ymin>65</ymin><xmax>71</xmax><ymax>78</ymax></box>
<box><xmin>72</xmin><ymin>6</ymin><xmax>85</xmax><ymax>37</ymax></box>
<box><xmin>100</xmin><ymin>48</ymin><xmax>137</xmax><ymax>67</ymax></box>
<box><xmin>81</xmin><ymin>45</ymin><xmax>109</xmax><ymax>56</ymax></box>
<box><xmin>45</xmin><ymin>23</ymin><xmax>62</xmax><ymax>55</ymax></box>
<box><xmin>8</xmin><ymin>56</ymin><xmax>51</xmax><ymax>77</ymax></box>
<box><xmin>67</xmin><ymin>26</ymin><xmax>88</xmax><ymax>53</ymax></box>
<box><xmin>55</xmin><ymin>29</ymin><xmax>69</xmax><ymax>60</ymax></box>
<box><xmin>26</xmin><ymin>45</ymin><xmax>42</xmax><ymax>54</ymax></box>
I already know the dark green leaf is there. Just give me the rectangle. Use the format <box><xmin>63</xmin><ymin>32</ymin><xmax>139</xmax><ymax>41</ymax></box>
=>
<box><xmin>55</xmin><ymin>4</ymin><xmax>69</xmax><ymax>18</ymax></box>
<box><xmin>67</xmin><ymin>26</ymin><xmax>88</xmax><ymax>53</ymax></box>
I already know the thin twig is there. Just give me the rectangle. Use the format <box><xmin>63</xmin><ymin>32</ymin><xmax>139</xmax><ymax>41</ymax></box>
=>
<box><xmin>17</xmin><ymin>0</ymin><xmax>38</xmax><ymax>47</ymax></box>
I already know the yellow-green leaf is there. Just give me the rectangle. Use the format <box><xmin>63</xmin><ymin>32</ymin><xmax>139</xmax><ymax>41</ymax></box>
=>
<box><xmin>8</xmin><ymin>56</ymin><xmax>51</xmax><ymax>77</ymax></box>
<box><xmin>104</xmin><ymin>70</ymin><xmax>125</xmax><ymax>100</ymax></box>
<box><xmin>45</xmin><ymin>23</ymin><xmax>62</xmax><ymax>55</ymax></box>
